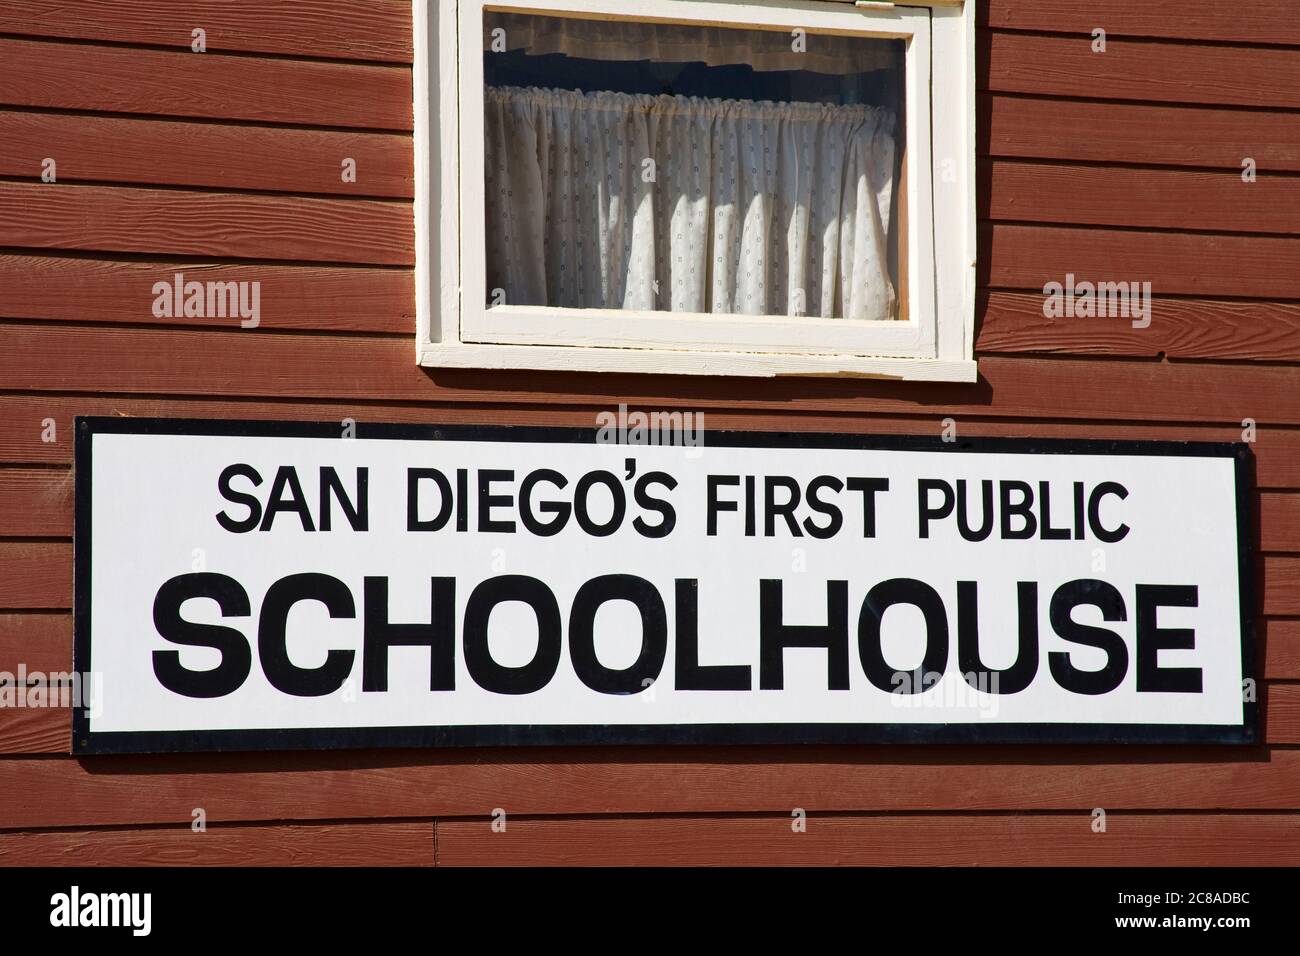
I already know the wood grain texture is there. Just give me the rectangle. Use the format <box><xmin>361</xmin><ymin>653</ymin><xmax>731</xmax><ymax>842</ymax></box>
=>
<box><xmin>0</xmin><ymin>397</ymin><xmax>1281</xmax><ymax>466</ymax></box>
<box><xmin>0</xmin><ymin>111</ymin><xmax>413</xmax><ymax>197</ymax></box>
<box><xmin>5</xmin><ymin>685</ymin><xmax>1287</xmax><ymax>756</ymax></box>
<box><xmin>0</xmin><ymin>0</ymin><xmax>413</xmax><ymax>63</ymax></box>
<box><xmin>976</xmin><ymin>291</ymin><xmax>1300</xmax><ymax>361</ymax></box>
<box><xmin>435</xmin><ymin>813</ymin><xmax>1300</xmax><ymax>866</ymax></box>
<box><xmin>5</xmin><ymin>323</ymin><xmax>1300</xmax><ymax>428</ymax></box>
<box><xmin>18</xmin><ymin>249</ymin><xmax>1296</xmax><ymax>356</ymax></box>
<box><xmin>0</xmin><ymin>38</ymin><xmax>412</xmax><ymax>130</ymax></box>
<box><xmin>0</xmin><ymin>256</ymin><xmax>412</xmax><ymax>332</ymax></box>
<box><xmin>983</xmin><ymin>93</ymin><xmax>1300</xmax><ymax>172</ymax></box>
<box><xmin>984</xmin><ymin>160</ymin><xmax>1300</xmax><ymax>235</ymax></box>
<box><xmin>0</xmin><ymin>544</ymin><xmax>70</xmax><ymax>610</ymax></box>
<box><xmin>1261</xmin><ymin>494</ymin><xmax>1300</xmax><ymax>552</ymax></box>
<box><xmin>0</xmin><ymin>704</ymin><xmax>70</xmax><ymax>754</ymax></box>
<box><xmin>0</xmin><ymin>822</ymin><xmax>433</xmax><ymax>866</ymax></box>
<box><xmin>1263</xmin><ymin>621</ymin><xmax>1294</xmax><ymax>681</ymax></box>
<box><xmin>0</xmin><ymin>614</ymin><xmax>71</xmax><ymax>674</ymax></box>
<box><xmin>1264</xmin><ymin>620</ymin><xmax>1300</xmax><ymax>680</ymax></box>
<box><xmin>986</xmin><ymin>223</ymin><xmax>1300</xmax><ymax>300</ymax></box>
<box><xmin>984</xmin><ymin>0</ymin><xmax>1300</xmax><ymax>46</ymax></box>
<box><xmin>5</xmin><ymin>748</ymin><xmax>1300</xmax><ymax>830</ymax></box>
<box><xmin>1</xmin><ymin>396</ymin><xmax>1295</xmax><ymax>486</ymax></box>
<box><xmin>0</xmin><ymin>468</ymin><xmax>71</xmax><ymax>537</ymax></box>
<box><xmin>985</xmin><ymin>32</ymin><xmax>1300</xmax><ymax>109</ymax></box>
<box><xmin>1266</xmin><ymin>687</ymin><xmax>1300</xmax><ymax>745</ymax></box>
<box><xmin>1262</xmin><ymin>558</ymin><xmax>1300</xmax><ymax>616</ymax></box>
<box><xmin>0</xmin><ymin>183</ymin><xmax>413</xmax><ymax>265</ymax></box>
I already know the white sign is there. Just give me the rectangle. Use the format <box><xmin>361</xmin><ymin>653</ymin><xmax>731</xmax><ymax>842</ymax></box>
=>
<box><xmin>73</xmin><ymin>418</ymin><xmax>1256</xmax><ymax>753</ymax></box>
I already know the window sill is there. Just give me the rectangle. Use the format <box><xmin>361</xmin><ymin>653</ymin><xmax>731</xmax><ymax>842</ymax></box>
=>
<box><xmin>418</xmin><ymin>342</ymin><xmax>978</xmax><ymax>382</ymax></box>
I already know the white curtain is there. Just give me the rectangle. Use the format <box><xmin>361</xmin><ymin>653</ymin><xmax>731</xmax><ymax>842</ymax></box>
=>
<box><xmin>484</xmin><ymin>86</ymin><xmax>898</xmax><ymax>321</ymax></box>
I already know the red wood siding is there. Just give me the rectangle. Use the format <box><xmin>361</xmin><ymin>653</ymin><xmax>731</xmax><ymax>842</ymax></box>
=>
<box><xmin>0</xmin><ymin>0</ymin><xmax>1296</xmax><ymax>865</ymax></box>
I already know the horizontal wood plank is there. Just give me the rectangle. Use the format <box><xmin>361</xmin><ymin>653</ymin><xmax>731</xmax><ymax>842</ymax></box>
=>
<box><xmin>0</xmin><ymin>469</ymin><xmax>71</xmax><ymax>537</ymax></box>
<box><xmin>985</xmin><ymin>223</ymin><xmax>1300</xmax><ymax>300</ymax></box>
<box><xmin>0</xmin><ymin>38</ymin><xmax>412</xmax><ymax>130</ymax></box>
<box><xmin>0</xmin><ymin>614</ymin><xmax>71</xmax><ymax>674</ymax></box>
<box><xmin>0</xmin><ymin>183</ymin><xmax>412</xmax><ymax>265</ymax></box>
<box><xmin>0</xmin><ymin>397</ymin><xmax>1295</xmax><ymax>493</ymax></box>
<box><xmin>986</xmin><ymin>32</ymin><xmax>1300</xmax><ymax>110</ymax></box>
<box><xmin>977</xmin><ymin>291</ymin><xmax>1300</xmax><ymax>362</ymax></box>
<box><xmin>1264</xmin><ymin>558</ymin><xmax>1300</xmax><ymax>615</ymax></box>
<box><xmin>983</xmin><ymin>94</ymin><xmax>1300</xmax><ymax>172</ymax></box>
<box><xmin>7</xmin><ymin>685</ymin><xmax>1287</xmax><ymax>756</ymax></box>
<box><xmin>0</xmin><ymin>698</ymin><xmax>1285</xmax><ymax>757</ymax></box>
<box><xmin>984</xmin><ymin>160</ymin><xmax>1300</xmax><ymax>236</ymax></box>
<box><xmin>0</xmin><ymin>543</ymin><xmax>70</xmax><ymax>609</ymax></box>
<box><xmin>0</xmin><ymin>398</ymin><xmax>1284</xmax><ymax>467</ymax></box>
<box><xmin>1263</xmin><ymin>620</ymin><xmax>1300</xmax><ymax>680</ymax></box>
<box><xmin>8</xmin><ymin>320</ymin><xmax>1300</xmax><ymax>419</ymax></box>
<box><xmin>0</xmin><ymin>256</ymin><xmax>411</xmax><ymax>332</ymax></box>
<box><xmin>0</xmin><ymin>821</ymin><xmax>432</xmax><ymax>866</ymax></box>
<box><xmin>0</xmin><ymin>0</ymin><xmax>413</xmax><ymax>63</ymax></box>
<box><xmin>1266</xmin><ymin>685</ymin><xmax>1300</xmax><ymax>745</ymax></box>
<box><xmin>0</xmin><ymin>324</ymin><xmax>420</xmax><ymax>403</ymax></box>
<box><xmin>4</xmin><ymin>747</ymin><xmax>1300</xmax><ymax>830</ymax></box>
<box><xmin>6</xmin><ymin>323</ymin><xmax>1300</xmax><ymax>428</ymax></box>
<box><xmin>0</xmin><ymin>704</ymin><xmax>70</xmax><ymax>754</ymax></box>
<box><xmin>0</xmin><ymin>111</ymin><xmax>413</xmax><ymax>197</ymax></box>
<box><xmin>436</xmin><ymin>812</ymin><xmax>1300</xmax><ymax>866</ymax></box>
<box><xmin>1261</xmin><ymin>494</ymin><xmax>1300</xmax><ymax>552</ymax></box>
<box><xmin>16</xmin><ymin>250</ymin><xmax>1299</xmax><ymax>357</ymax></box>
<box><xmin>984</xmin><ymin>0</ymin><xmax>1300</xmax><ymax>46</ymax></box>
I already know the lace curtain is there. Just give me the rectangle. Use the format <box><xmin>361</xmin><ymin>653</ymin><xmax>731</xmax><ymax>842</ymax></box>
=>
<box><xmin>484</xmin><ymin>86</ymin><xmax>898</xmax><ymax>321</ymax></box>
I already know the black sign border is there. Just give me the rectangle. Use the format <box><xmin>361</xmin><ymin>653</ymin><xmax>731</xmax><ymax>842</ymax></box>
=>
<box><xmin>72</xmin><ymin>416</ymin><xmax>1258</xmax><ymax>754</ymax></box>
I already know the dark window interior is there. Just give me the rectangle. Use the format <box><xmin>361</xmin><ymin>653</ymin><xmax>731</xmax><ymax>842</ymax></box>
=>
<box><xmin>484</xmin><ymin>45</ymin><xmax>904</xmax><ymax>108</ymax></box>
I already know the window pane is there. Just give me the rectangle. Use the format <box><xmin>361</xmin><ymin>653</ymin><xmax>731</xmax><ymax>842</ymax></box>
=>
<box><xmin>483</xmin><ymin>12</ymin><xmax>906</xmax><ymax>321</ymax></box>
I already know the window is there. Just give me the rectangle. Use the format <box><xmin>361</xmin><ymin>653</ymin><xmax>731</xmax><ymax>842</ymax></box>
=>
<box><xmin>415</xmin><ymin>0</ymin><xmax>975</xmax><ymax>380</ymax></box>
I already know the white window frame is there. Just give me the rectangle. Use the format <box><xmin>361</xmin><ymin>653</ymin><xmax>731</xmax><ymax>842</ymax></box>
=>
<box><xmin>415</xmin><ymin>0</ymin><xmax>976</xmax><ymax>381</ymax></box>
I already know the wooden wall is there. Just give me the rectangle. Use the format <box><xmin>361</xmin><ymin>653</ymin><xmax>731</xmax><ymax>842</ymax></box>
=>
<box><xmin>1</xmin><ymin>0</ymin><xmax>1298</xmax><ymax>865</ymax></box>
